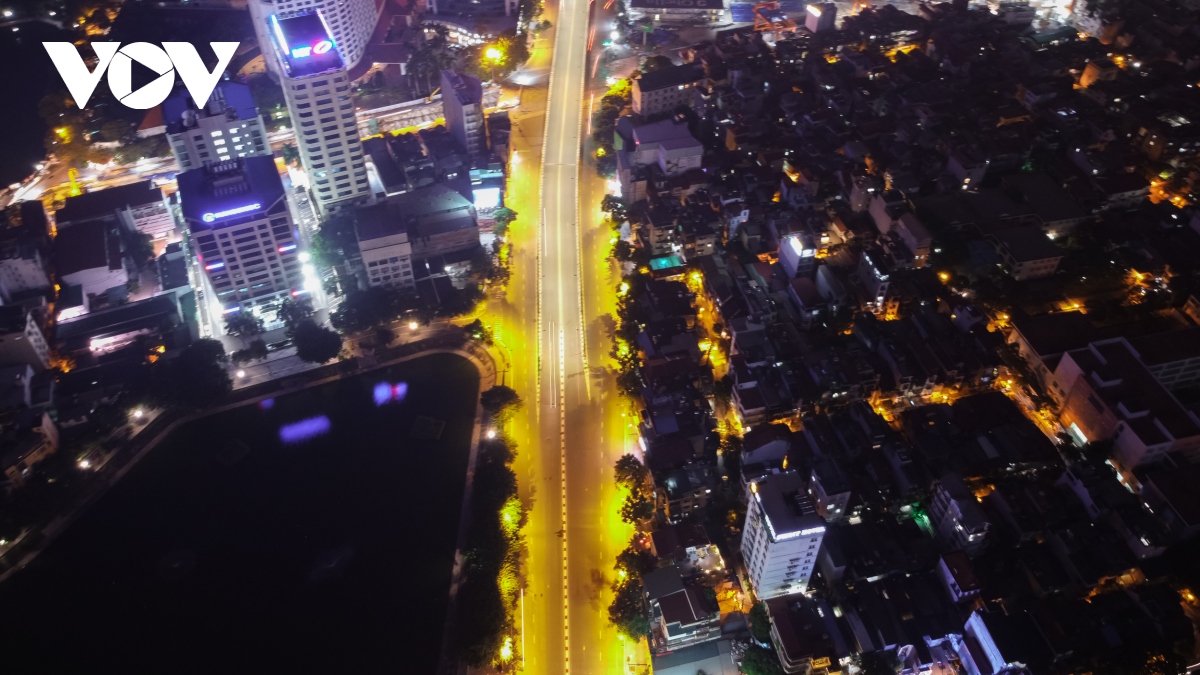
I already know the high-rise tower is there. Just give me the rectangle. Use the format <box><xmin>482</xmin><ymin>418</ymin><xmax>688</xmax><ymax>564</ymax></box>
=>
<box><xmin>267</xmin><ymin>11</ymin><xmax>371</xmax><ymax>215</ymax></box>
<box><xmin>249</xmin><ymin>0</ymin><xmax>381</xmax><ymax>76</ymax></box>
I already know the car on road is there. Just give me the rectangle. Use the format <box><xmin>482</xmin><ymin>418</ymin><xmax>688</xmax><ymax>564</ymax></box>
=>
<box><xmin>266</xmin><ymin>339</ymin><xmax>293</xmax><ymax>353</ymax></box>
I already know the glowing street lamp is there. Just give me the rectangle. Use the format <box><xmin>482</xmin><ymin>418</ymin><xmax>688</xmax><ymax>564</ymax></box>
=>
<box><xmin>408</xmin><ymin>321</ymin><xmax>419</xmax><ymax>331</ymax></box>
<box><xmin>133</xmin><ymin>409</ymin><xmax>144</xmax><ymax>419</ymax></box>
<box><xmin>236</xmin><ymin>369</ymin><xmax>246</xmax><ymax>378</ymax></box>
<box><xmin>486</xmin><ymin>428</ymin><xmax>497</xmax><ymax>439</ymax></box>
<box><xmin>483</xmin><ymin>45</ymin><xmax>505</xmax><ymax>81</ymax></box>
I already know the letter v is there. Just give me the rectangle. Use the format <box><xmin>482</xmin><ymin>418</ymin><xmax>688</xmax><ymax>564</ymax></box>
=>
<box><xmin>43</xmin><ymin>42</ymin><xmax>120</xmax><ymax>109</ymax></box>
<box><xmin>164</xmin><ymin>43</ymin><xmax>240</xmax><ymax>109</ymax></box>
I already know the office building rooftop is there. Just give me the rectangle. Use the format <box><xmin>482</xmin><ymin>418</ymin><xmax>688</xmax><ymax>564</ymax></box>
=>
<box><xmin>270</xmin><ymin>11</ymin><xmax>345</xmax><ymax>78</ymax></box>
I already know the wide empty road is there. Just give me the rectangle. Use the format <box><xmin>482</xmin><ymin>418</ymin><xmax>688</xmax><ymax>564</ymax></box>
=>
<box><xmin>520</xmin><ymin>0</ymin><xmax>631</xmax><ymax>670</ymax></box>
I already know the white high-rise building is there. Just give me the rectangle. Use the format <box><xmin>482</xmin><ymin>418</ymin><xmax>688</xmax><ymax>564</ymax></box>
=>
<box><xmin>249</xmin><ymin>0</ymin><xmax>380</xmax><ymax>76</ymax></box>
<box><xmin>178</xmin><ymin>157</ymin><xmax>309</xmax><ymax>317</ymax></box>
<box><xmin>267</xmin><ymin>11</ymin><xmax>371</xmax><ymax>215</ymax></box>
<box><xmin>741</xmin><ymin>470</ymin><xmax>826</xmax><ymax>600</ymax></box>
<box><xmin>164</xmin><ymin>81</ymin><xmax>270</xmax><ymax>172</ymax></box>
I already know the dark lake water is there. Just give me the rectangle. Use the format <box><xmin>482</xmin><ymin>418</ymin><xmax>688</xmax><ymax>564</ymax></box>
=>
<box><xmin>0</xmin><ymin>353</ymin><xmax>479</xmax><ymax>674</ymax></box>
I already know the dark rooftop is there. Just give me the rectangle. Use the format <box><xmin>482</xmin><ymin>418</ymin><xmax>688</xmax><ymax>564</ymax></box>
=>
<box><xmin>56</xmin><ymin>181</ymin><xmax>163</xmax><ymax>226</ymax></box>
<box><xmin>1128</xmin><ymin>327</ymin><xmax>1200</xmax><ymax>368</ymax></box>
<box><xmin>177</xmin><ymin>157</ymin><xmax>286</xmax><ymax>229</ymax></box>
<box><xmin>635</xmin><ymin>63</ymin><xmax>705</xmax><ymax>94</ymax></box>
<box><xmin>162</xmin><ymin>81</ymin><xmax>260</xmax><ymax>135</ymax></box>
<box><xmin>54</xmin><ymin>220</ymin><xmax>120</xmax><ymax>277</ymax></box>
<box><xmin>993</xmin><ymin>225</ymin><xmax>1063</xmax><ymax>263</ymax></box>
<box><xmin>1011</xmin><ymin>311</ymin><xmax>1098</xmax><ymax>358</ymax></box>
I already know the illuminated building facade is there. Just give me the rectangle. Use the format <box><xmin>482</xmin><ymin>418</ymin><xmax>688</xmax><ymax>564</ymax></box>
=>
<box><xmin>804</xmin><ymin>3</ymin><xmax>836</xmax><ymax>33</ymax></box>
<box><xmin>267</xmin><ymin>11</ymin><xmax>371</xmax><ymax>215</ymax></box>
<box><xmin>178</xmin><ymin>157</ymin><xmax>307</xmax><ymax>317</ymax></box>
<box><xmin>249</xmin><ymin>0</ymin><xmax>381</xmax><ymax>75</ymax></box>
<box><xmin>440</xmin><ymin>70</ymin><xmax>486</xmax><ymax>157</ymax></box>
<box><xmin>741</xmin><ymin>470</ymin><xmax>826</xmax><ymax>599</ymax></box>
<box><xmin>164</xmin><ymin>82</ymin><xmax>270</xmax><ymax>172</ymax></box>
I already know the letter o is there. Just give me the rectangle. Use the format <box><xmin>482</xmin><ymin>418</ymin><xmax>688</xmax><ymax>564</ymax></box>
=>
<box><xmin>107</xmin><ymin>42</ymin><xmax>175</xmax><ymax>109</ymax></box>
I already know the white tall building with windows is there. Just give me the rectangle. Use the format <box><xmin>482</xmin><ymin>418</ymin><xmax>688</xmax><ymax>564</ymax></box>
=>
<box><xmin>742</xmin><ymin>470</ymin><xmax>827</xmax><ymax>600</ymax></box>
<box><xmin>249</xmin><ymin>0</ymin><xmax>381</xmax><ymax>76</ymax></box>
<box><xmin>164</xmin><ymin>82</ymin><xmax>270</xmax><ymax>172</ymax></box>
<box><xmin>267</xmin><ymin>11</ymin><xmax>371</xmax><ymax>215</ymax></box>
<box><xmin>179</xmin><ymin>157</ymin><xmax>309</xmax><ymax>318</ymax></box>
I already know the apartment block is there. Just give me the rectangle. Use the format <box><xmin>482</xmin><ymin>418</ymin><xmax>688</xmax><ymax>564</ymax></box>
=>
<box><xmin>742</xmin><ymin>470</ymin><xmax>827</xmax><ymax>599</ymax></box>
<box><xmin>164</xmin><ymin>82</ymin><xmax>270</xmax><ymax>172</ymax></box>
<box><xmin>179</xmin><ymin>158</ymin><xmax>306</xmax><ymax>317</ymax></box>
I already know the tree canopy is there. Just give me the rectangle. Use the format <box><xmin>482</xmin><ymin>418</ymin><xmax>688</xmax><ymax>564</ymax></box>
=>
<box><xmin>481</xmin><ymin>385</ymin><xmax>523</xmax><ymax>419</ymax></box>
<box><xmin>740</xmin><ymin>645</ymin><xmax>785</xmax><ymax>675</ymax></box>
<box><xmin>749</xmin><ymin>603</ymin><xmax>772</xmax><ymax>644</ymax></box>
<box><xmin>614</xmin><ymin>454</ymin><xmax>648</xmax><ymax>489</ymax></box>
<box><xmin>492</xmin><ymin>207</ymin><xmax>518</xmax><ymax>237</ymax></box>
<box><xmin>147</xmin><ymin>339</ymin><xmax>231</xmax><ymax>409</ymax></box>
<box><xmin>276</xmin><ymin>297</ymin><xmax>315</xmax><ymax>335</ymax></box>
<box><xmin>292</xmin><ymin>319</ymin><xmax>342</xmax><ymax>364</ymax></box>
<box><xmin>225</xmin><ymin>312</ymin><xmax>265</xmax><ymax>339</ymax></box>
<box><xmin>608</xmin><ymin>577</ymin><xmax>650</xmax><ymax>639</ymax></box>
<box><xmin>620</xmin><ymin>491</ymin><xmax>654</xmax><ymax>524</ymax></box>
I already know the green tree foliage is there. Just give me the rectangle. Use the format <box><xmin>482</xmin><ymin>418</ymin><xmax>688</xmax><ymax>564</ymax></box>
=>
<box><xmin>464</xmin><ymin>318</ymin><xmax>495</xmax><ymax>344</ymax></box>
<box><xmin>224</xmin><ymin>311</ymin><xmax>265</xmax><ymax>339</ymax></box>
<box><xmin>455</xmin><ymin>435</ymin><xmax>523</xmax><ymax>667</ymax></box>
<box><xmin>481</xmin><ymin>385</ymin><xmax>523</xmax><ymax>419</ymax></box>
<box><xmin>614</xmin><ymin>454</ymin><xmax>648</xmax><ymax>489</ymax></box>
<box><xmin>601</xmin><ymin>194</ymin><xmax>627</xmax><ymax>223</ymax></box>
<box><xmin>291</xmin><ymin>319</ymin><xmax>343</xmax><ymax>364</ymax></box>
<box><xmin>330</xmin><ymin>286</ymin><xmax>415</xmax><ymax>333</ymax></box>
<box><xmin>492</xmin><ymin>207</ymin><xmax>518</xmax><ymax>237</ymax></box>
<box><xmin>121</xmin><ymin>229</ymin><xmax>155</xmax><ymax>270</ymax></box>
<box><xmin>749</xmin><ymin>603</ymin><xmax>772</xmax><ymax>644</ymax></box>
<box><xmin>147</xmin><ymin>339</ymin><xmax>231</xmax><ymax>409</ymax></box>
<box><xmin>281</xmin><ymin>143</ymin><xmax>300</xmax><ymax>164</ymax></box>
<box><xmin>436</xmin><ymin>283</ymin><xmax>486</xmax><ymax>318</ymax></box>
<box><xmin>620</xmin><ymin>491</ymin><xmax>654</xmax><ymax>524</ymax></box>
<box><xmin>614</xmin><ymin>536</ymin><xmax>657</xmax><ymax>580</ymax></box>
<box><xmin>596</xmin><ymin>153</ymin><xmax>617</xmax><ymax>178</ymax></box>
<box><xmin>608</xmin><ymin>577</ymin><xmax>650</xmax><ymax>639</ymax></box>
<box><xmin>374</xmin><ymin>324</ymin><xmax>395</xmax><ymax>348</ymax></box>
<box><xmin>39</xmin><ymin>91</ymin><xmax>110</xmax><ymax>168</ymax></box>
<box><xmin>741</xmin><ymin>645</ymin><xmax>784</xmax><ymax>675</ymax></box>
<box><xmin>88</xmin><ymin>398</ymin><xmax>130</xmax><ymax>437</ymax></box>
<box><xmin>231</xmin><ymin>339</ymin><xmax>269</xmax><ymax>365</ymax></box>
<box><xmin>310</xmin><ymin>210</ymin><xmax>361</xmax><ymax>269</ymax></box>
<box><xmin>640</xmin><ymin>54</ymin><xmax>674</xmax><ymax>72</ymax></box>
<box><xmin>275</xmin><ymin>297</ymin><xmax>315</xmax><ymax>335</ymax></box>
<box><xmin>406</xmin><ymin>24</ymin><xmax>456</xmax><ymax>96</ymax></box>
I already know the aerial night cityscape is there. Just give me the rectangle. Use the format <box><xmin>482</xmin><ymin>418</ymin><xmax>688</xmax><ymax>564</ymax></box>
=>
<box><xmin>3</xmin><ymin>0</ymin><xmax>1200</xmax><ymax>671</ymax></box>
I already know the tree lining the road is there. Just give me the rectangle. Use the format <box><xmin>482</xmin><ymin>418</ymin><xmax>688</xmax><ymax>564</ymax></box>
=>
<box><xmin>292</xmin><ymin>319</ymin><xmax>343</xmax><ymax>364</ymax></box>
<box><xmin>224</xmin><ymin>312</ymin><xmax>265</xmax><ymax>340</ymax></box>
<box><xmin>607</xmin><ymin>455</ymin><xmax>657</xmax><ymax>641</ymax></box>
<box><xmin>231</xmin><ymin>339</ymin><xmax>269</xmax><ymax>365</ymax></box>
<box><xmin>453</xmin><ymin>386</ymin><xmax>527</xmax><ymax>670</ymax></box>
<box><xmin>591</xmin><ymin>79</ymin><xmax>632</xmax><ymax>177</ymax></box>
